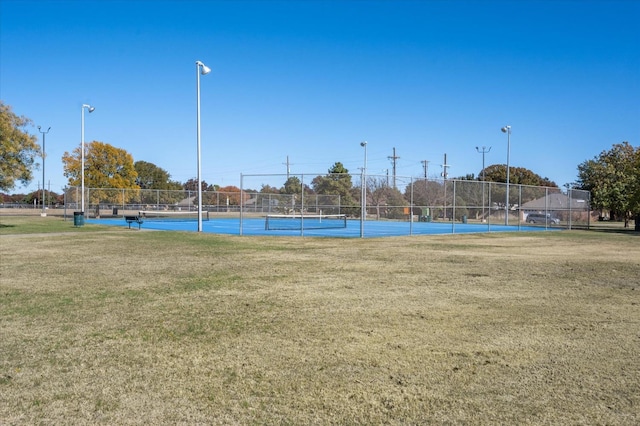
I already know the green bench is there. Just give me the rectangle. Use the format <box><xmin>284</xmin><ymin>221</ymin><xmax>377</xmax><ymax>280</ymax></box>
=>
<box><xmin>124</xmin><ymin>215</ymin><xmax>144</xmax><ymax>229</ymax></box>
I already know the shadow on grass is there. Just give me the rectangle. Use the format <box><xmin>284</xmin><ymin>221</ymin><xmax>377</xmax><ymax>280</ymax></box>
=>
<box><xmin>583</xmin><ymin>224</ymin><xmax>640</xmax><ymax>235</ymax></box>
<box><xmin>589</xmin><ymin>228</ymin><xmax>639</xmax><ymax>235</ymax></box>
<box><xmin>0</xmin><ymin>224</ymin><xmax>16</xmax><ymax>228</ymax></box>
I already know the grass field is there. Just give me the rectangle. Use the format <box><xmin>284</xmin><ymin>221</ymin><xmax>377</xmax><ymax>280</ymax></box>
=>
<box><xmin>1</xmin><ymin>216</ymin><xmax>639</xmax><ymax>424</ymax></box>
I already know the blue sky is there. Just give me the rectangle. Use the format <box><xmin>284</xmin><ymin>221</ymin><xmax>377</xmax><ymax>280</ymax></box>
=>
<box><xmin>2</xmin><ymin>0</ymin><xmax>638</xmax><ymax>193</ymax></box>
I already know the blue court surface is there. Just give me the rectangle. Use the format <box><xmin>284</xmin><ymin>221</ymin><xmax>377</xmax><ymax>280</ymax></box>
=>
<box><xmin>87</xmin><ymin>217</ymin><xmax>556</xmax><ymax>238</ymax></box>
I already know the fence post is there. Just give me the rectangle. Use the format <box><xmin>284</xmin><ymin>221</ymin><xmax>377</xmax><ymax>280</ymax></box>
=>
<box><xmin>518</xmin><ymin>185</ymin><xmax>522</xmax><ymax>230</ymax></box>
<box><xmin>240</xmin><ymin>174</ymin><xmax>244</xmax><ymax>236</ymax></box>
<box><xmin>409</xmin><ymin>176</ymin><xmax>414</xmax><ymax>236</ymax></box>
<box><xmin>568</xmin><ymin>189</ymin><xmax>572</xmax><ymax>230</ymax></box>
<box><xmin>451</xmin><ymin>180</ymin><xmax>456</xmax><ymax>233</ymax></box>
<box><xmin>488</xmin><ymin>182</ymin><xmax>492</xmax><ymax>231</ymax></box>
<box><xmin>301</xmin><ymin>174</ymin><xmax>305</xmax><ymax>237</ymax></box>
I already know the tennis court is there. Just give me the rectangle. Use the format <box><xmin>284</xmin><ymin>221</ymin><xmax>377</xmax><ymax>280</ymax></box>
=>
<box><xmin>87</xmin><ymin>215</ymin><xmax>556</xmax><ymax>237</ymax></box>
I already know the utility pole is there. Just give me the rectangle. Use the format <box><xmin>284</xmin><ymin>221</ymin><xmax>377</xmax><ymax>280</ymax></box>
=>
<box><xmin>388</xmin><ymin>147</ymin><xmax>400</xmax><ymax>189</ymax></box>
<box><xmin>440</xmin><ymin>153</ymin><xmax>450</xmax><ymax>179</ymax></box>
<box><xmin>283</xmin><ymin>156</ymin><xmax>293</xmax><ymax>180</ymax></box>
<box><xmin>421</xmin><ymin>160</ymin><xmax>430</xmax><ymax>210</ymax></box>
<box><xmin>421</xmin><ymin>159</ymin><xmax>429</xmax><ymax>201</ymax></box>
<box><xmin>441</xmin><ymin>153</ymin><xmax>450</xmax><ymax>219</ymax></box>
<box><xmin>421</xmin><ymin>160</ymin><xmax>429</xmax><ymax>181</ymax></box>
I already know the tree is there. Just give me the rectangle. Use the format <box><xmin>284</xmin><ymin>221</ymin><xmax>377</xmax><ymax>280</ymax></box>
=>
<box><xmin>282</xmin><ymin>176</ymin><xmax>303</xmax><ymax>195</ymax></box>
<box><xmin>311</xmin><ymin>162</ymin><xmax>357</xmax><ymax>215</ymax></box>
<box><xmin>481</xmin><ymin>164</ymin><xmax>559</xmax><ymax>211</ymax></box>
<box><xmin>134</xmin><ymin>161</ymin><xmax>182</xmax><ymax>190</ymax></box>
<box><xmin>481</xmin><ymin>164</ymin><xmax>558</xmax><ymax>187</ymax></box>
<box><xmin>183</xmin><ymin>178</ymin><xmax>212</xmax><ymax>192</ymax></box>
<box><xmin>260</xmin><ymin>184</ymin><xmax>280</xmax><ymax>194</ymax></box>
<box><xmin>216</xmin><ymin>185</ymin><xmax>249</xmax><ymax>206</ymax></box>
<box><xmin>62</xmin><ymin>141</ymin><xmax>139</xmax><ymax>205</ymax></box>
<box><xmin>133</xmin><ymin>161</ymin><xmax>183</xmax><ymax>205</ymax></box>
<box><xmin>0</xmin><ymin>102</ymin><xmax>40</xmax><ymax>191</ymax></box>
<box><xmin>63</xmin><ymin>141</ymin><xmax>138</xmax><ymax>189</ymax></box>
<box><xmin>311</xmin><ymin>162</ymin><xmax>353</xmax><ymax>196</ymax></box>
<box><xmin>577</xmin><ymin>141</ymin><xmax>640</xmax><ymax>226</ymax></box>
<box><xmin>368</xmin><ymin>176</ymin><xmax>409</xmax><ymax>219</ymax></box>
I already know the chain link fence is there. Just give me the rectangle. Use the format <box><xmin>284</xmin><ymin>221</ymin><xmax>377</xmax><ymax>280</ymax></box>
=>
<box><xmin>58</xmin><ymin>173</ymin><xmax>591</xmax><ymax>235</ymax></box>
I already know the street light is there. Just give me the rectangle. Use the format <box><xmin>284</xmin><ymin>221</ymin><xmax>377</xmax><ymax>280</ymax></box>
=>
<box><xmin>501</xmin><ymin>125</ymin><xmax>511</xmax><ymax>225</ymax></box>
<box><xmin>360</xmin><ymin>141</ymin><xmax>367</xmax><ymax>238</ymax></box>
<box><xmin>38</xmin><ymin>125</ymin><xmax>51</xmax><ymax>216</ymax></box>
<box><xmin>196</xmin><ymin>60</ymin><xmax>211</xmax><ymax>232</ymax></box>
<box><xmin>476</xmin><ymin>146</ymin><xmax>491</xmax><ymax>222</ymax></box>
<box><xmin>81</xmin><ymin>104</ymin><xmax>95</xmax><ymax>214</ymax></box>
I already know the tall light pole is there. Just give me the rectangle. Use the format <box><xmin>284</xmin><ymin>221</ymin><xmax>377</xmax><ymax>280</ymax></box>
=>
<box><xmin>81</xmin><ymin>104</ymin><xmax>95</xmax><ymax>214</ymax></box>
<box><xmin>38</xmin><ymin>126</ymin><xmax>51</xmax><ymax>216</ymax></box>
<box><xmin>476</xmin><ymin>146</ymin><xmax>491</xmax><ymax>222</ymax></box>
<box><xmin>196</xmin><ymin>60</ymin><xmax>211</xmax><ymax>232</ymax></box>
<box><xmin>360</xmin><ymin>141</ymin><xmax>367</xmax><ymax>238</ymax></box>
<box><xmin>501</xmin><ymin>125</ymin><xmax>511</xmax><ymax>225</ymax></box>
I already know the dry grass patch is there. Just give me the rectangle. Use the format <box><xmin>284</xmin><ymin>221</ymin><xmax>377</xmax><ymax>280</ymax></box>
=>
<box><xmin>1</xmin><ymin>219</ymin><xmax>639</xmax><ymax>424</ymax></box>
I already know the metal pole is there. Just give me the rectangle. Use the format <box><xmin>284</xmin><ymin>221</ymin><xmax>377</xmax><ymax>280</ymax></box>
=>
<box><xmin>363</xmin><ymin>141</ymin><xmax>367</xmax><ymax>222</ymax></box>
<box><xmin>81</xmin><ymin>104</ymin><xmax>94</xmax><ymax>214</ymax></box>
<box><xmin>410</xmin><ymin>176</ymin><xmax>414</xmax><ymax>236</ymax></box>
<box><xmin>507</xmin><ymin>129</ymin><xmax>511</xmax><ymax>225</ymax></box>
<box><xmin>360</xmin><ymin>141</ymin><xmax>367</xmax><ymax>238</ymax></box>
<box><xmin>195</xmin><ymin>60</ymin><xmax>210</xmax><ymax>232</ymax></box>
<box><xmin>81</xmin><ymin>107</ymin><xmax>85</xmax><ymax>214</ymax></box>
<box><xmin>452</xmin><ymin>180</ymin><xmax>456</xmax><ymax>234</ymax></box>
<box><xmin>360</xmin><ymin>169</ymin><xmax>364</xmax><ymax>238</ymax></box>
<box><xmin>476</xmin><ymin>146</ymin><xmax>491</xmax><ymax>222</ymax></box>
<box><xmin>196</xmin><ymin>63</ymin><xmax>202</xmax><ymax>232</ymax></box>
<box><xmin>38</xmin><ymin>126</ymin><xmax>51</xmax><ymax>216</ymax></box>
<box><xmin>301</xmin><ymin>174</ymin><xmax>305</xmax><ymax>237</ymax></box>
<box><xmin>240</xmin><ymin>174</ymin><xmax>244</xmax><ymax>236</ymax></box>
<box><xmin>501</xmin><ymin>126</ymin><xmax>511</xmax><ymax>225</ymax></box>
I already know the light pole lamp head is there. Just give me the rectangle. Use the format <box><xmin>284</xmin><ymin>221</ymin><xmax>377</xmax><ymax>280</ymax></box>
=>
<box><xmin>501</xmin><ymin>125</ymin><xmax>511</xmax><ymax>133</ymax></box>
<box><xmin>360</xmin><ymin>141</ymin><xmax>367</xmax><ymax>147</ymax></box>
<box><xmin>196</xmin><ymin>61</ymin><xmax>211</xmax><ymax>75</ymax></box>
<box><xmin>83</xmin><ymin>104</ymin><xmax>95</xmax><ymax>113</ymax></box>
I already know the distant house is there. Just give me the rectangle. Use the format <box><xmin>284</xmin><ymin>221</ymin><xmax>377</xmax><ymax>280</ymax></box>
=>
<box><xmin>174</xmin><ymin>196</ymin><xmax>195</xmax><ymax>210</ymax></box>
<box><xmin>520</xmin><ymin>192</ymin><xmax>590</xmax><ymax>221</ymax></box>
<box><xmin>521</xmin><ymin>193</ymin><xmax>588</xmax><ymax>211</ymax></box>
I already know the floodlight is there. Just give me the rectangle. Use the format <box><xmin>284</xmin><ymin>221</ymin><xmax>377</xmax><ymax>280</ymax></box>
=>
<box><xmin>196</xmin><ymin>61</ymin><xmax>211</xmax><ymax>75</ymax></box>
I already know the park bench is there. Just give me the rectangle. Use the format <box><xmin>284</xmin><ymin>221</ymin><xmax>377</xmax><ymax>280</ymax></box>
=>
<box><xmin>124</xmin><ymin>215</ymin><xmax>144</xmax><ymax>229</ymax></box>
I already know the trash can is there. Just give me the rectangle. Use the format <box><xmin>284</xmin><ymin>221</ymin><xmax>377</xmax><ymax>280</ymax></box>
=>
<box><xmin>113</xmin><ymin>207</ymin><xmax>118</xmax><ymax>216</ymax></box>
<box><xmin>74</xmin><ymin>211</ymin><xmax>85</xmax><ymax>227</ymax></box>
<box><xmin>462</xmin><ymin>215</ymin><xmax>467</xmax><ymax>224</ymax></box>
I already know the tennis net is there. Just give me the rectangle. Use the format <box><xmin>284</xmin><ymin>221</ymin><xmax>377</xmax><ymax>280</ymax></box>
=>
<box><xmin>265</xmin><ymin>214</ymin><xmax>347</xmax><ymax>230</ymax></box>
<box><xmin>138</xmin><ymin>210</ymin><xmax>210</xmax><ymax>221</ymax></box>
